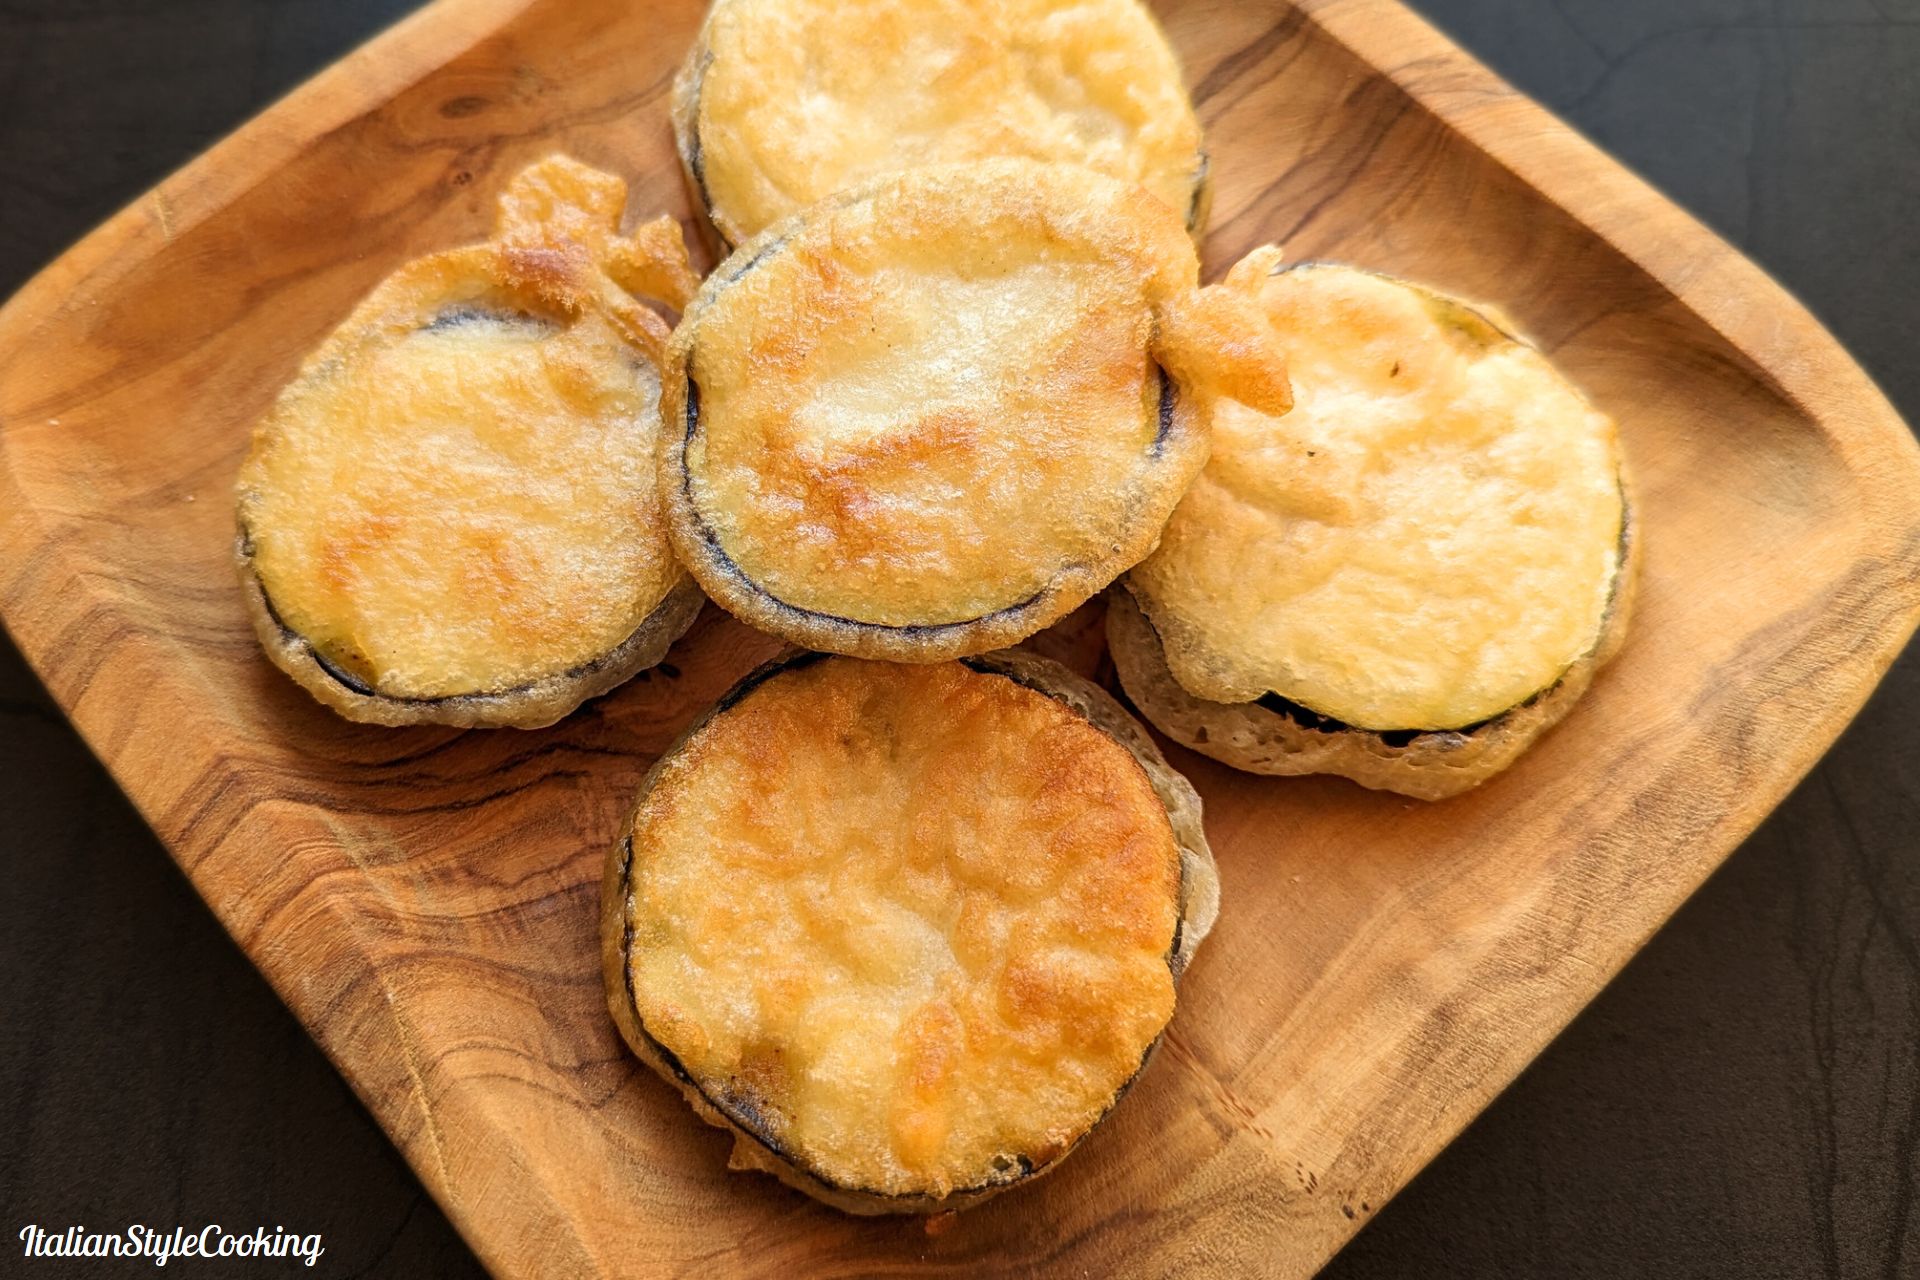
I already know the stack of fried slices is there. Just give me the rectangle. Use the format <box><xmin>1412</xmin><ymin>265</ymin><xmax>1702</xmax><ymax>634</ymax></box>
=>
<box><xmin>234</xmin><ymin>0</ymin><xmax>1635</xmax><ymax>1215</ymax></box>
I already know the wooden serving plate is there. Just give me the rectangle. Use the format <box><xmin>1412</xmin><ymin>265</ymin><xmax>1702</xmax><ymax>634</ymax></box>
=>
<box><xmin>3</xmin><ymin>0</ymin><xmax>1917</xmax><ymax>1274</ymax></box>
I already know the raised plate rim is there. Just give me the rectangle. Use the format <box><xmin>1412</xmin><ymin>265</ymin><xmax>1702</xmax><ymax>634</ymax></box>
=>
<box><xmin>1</xmin><ymin>0</ymin><xmax>1918</xmax><ymax>1275</ymax></box>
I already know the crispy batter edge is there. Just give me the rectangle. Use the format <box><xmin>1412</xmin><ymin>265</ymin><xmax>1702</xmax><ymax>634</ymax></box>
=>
<box><xmin>600</xmin><ymin>650</ymin><xmax>1217</xmax><ymax>1213</ymax></box>
<box><xmin>236</xmin><ymin>527</ymin><xmax>705</xmax><ymax>729</ymax></box>
<box><xmin>1109</xmin><ymin>488</ymin><xmax>1640</xmax><ymax>800</ymax></box>
<box><xmin>657</xmin><ymin>173</ymin><xmax>1211</xmax><ymax>663</ymax></box>
<box><xmin>234</xmin><ymin>158</ymin><xmax>705</xmax><ymax>728</ymax></box>
<box><xmin>669</xmin><ymin>0</ymin><xmax>1212</xmax><ymax>252</ymax></box>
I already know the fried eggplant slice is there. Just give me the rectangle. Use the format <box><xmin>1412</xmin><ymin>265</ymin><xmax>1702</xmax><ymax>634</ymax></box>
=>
<box><xmin>235</xmin><ymin>156</ymin><xmax>706</xmax><ymax>728</ymax></box>
<box><xmin>1114</xmin><ymin>252</ymin><xmax>1638</xmax><ymax>799</ymax></box>
<box><xmin>601</xmin><ymin>650</ymin><xmax>1218</xmax><ymax>1214</ymax></box>
<box><xmin>673</xmin><ymin>0</ymin><xmax>1209</xmax><ymax>249</ymax></box>
<box><xmin>660</xmin><ymin>159</ymin><xmax>1290</xmax><ymax>663</ymax></box>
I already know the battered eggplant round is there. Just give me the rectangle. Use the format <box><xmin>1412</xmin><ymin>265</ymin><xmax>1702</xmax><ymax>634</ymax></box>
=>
<box><xmin>660</xmin><ymin>159</ymin><xmax>1292</xmax><ymax>663</ymax></box>
<box><xmin>672</xmin><ymin>0</ymin><xmax>1209</xmax><ymax>250</ymax></box>
<box><xmin>1114</xmin><ymin>252</ymin><xmax>1637</xmax><ymax>799</ymax></box>
<box><xmin>235</xmin><ymin>156</ymin><xmax>706</xmax><ymax>728</ymax></box>
<box><xmin>601</xmin><ymin>650</ymin><xmax>1218</xmax><ymax>1213</ymax></box>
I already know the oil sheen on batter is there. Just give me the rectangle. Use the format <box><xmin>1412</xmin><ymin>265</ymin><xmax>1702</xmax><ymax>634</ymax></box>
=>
<box><xmin>683</xmin><ymin>0</ymin><xmax>1204</xmax><ymax>243</ymax></box>
<box><xmin>243</xmin><ymin>311</ymin><xmax>680</xmax><ymax>697</ymax></box>
<box><xmin>238</xmin><ymin>156</ymin><xmax>699</xmax><ymax>702</ymax></box>
<box><xmin>1129</xmin><ymin>255</ymin><xmax>1626</xmax><ymax>730</ymax></box>
<box><xmin>624</xmin><ymin>658</ymin><xmax>1183</xmax><ymax>1198</ymax></box>
<box><xmin>678</xmin><ymin>160</ymin><xmax>1205</xmax><ymax>629</ymax></box>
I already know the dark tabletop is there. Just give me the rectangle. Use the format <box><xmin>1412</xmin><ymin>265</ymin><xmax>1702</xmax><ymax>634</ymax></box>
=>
<box><xmin>1</xmin><ymin>2</ymin><xmax>1915</xmax><ymax>1276</ymax></box>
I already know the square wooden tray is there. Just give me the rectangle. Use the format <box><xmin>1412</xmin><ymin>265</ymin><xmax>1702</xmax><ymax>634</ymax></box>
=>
<box><xmin>3</xmin><ymin>0</ymin><xmax>1917</xmax><ymax>1274</ymax></box>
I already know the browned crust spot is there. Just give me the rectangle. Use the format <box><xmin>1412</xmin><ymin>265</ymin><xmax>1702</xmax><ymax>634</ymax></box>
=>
<box><xmin>233</xmin><ymin>156</ymin><xmax>704</xmax><ymax>727</ymax></box>
<box><xmin>600</xmin><ymin>650</ymin><xmax>1217</xmax><ymax>1213</ymax></box>
<box><xmin>657</xmin><ymin>161</ymin><xmax>1239</xmax><ymax>663</ymax></box>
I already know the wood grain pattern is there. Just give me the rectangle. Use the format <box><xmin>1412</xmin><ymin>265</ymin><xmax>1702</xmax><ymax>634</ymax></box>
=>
<box><xmin>2</xmin><ymin>0</ymin><xmax>1917</xmax><ymax>1275</ymax></box>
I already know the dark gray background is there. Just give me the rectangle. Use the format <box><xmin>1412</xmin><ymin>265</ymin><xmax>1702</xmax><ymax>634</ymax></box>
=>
<box><xmin>1</xmin><ymin>2</ymin><xmax>1915</xmax><ymax>1275</ymax></box>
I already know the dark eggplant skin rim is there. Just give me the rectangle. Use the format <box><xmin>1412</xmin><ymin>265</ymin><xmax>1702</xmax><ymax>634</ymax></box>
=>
<box><xmin>1109</xmin><ymin>256</ymin><xmax>1640</xmax><ymax>796</ymax></box>
<box><xmin>1108</xmin><ymin>491</ymin><xmax>1637</xmax><ymax>800</ymax></box>
<box><xmin>235</xmin><ymin>291</ymin><xmax>707</xmax><ymax>730</ymax></box>
<box><xmin>1241</xmin><ymin>499</ymin><xmax>1635</xmax><ymax>742</ymax></box>
<box><xmin>668</xmin><ymin>3</ymin><xmax>1212</xmax><ymax>255</ymax></box>
<box><xmin>599</xmin><ymin>648</ymin><xmax>1217</xmax><ymax>1215</ymax></box>
<box><xmin>233</xmin><ymin>528</ymin><xmax>705</xmax><ymax>730</ymax></box>
<box><xmin>658</xmin><ymin>193</ymin><xmax>1207</xmax><ymax>665</ymax></box>
<box><xmin>1116</xmin><ymin>491</ymin><xmax>1635</xmax><ymax>736</ymax></box>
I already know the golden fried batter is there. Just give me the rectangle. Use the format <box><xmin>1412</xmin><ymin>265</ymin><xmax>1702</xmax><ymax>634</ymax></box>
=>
<box><xmin>675</xmin><ymin>0</ymin><xmax>1207</xmax><ymax>246</ymax></box>
<box><xmin>1128</xmin><ymin>253</ymin><xmax>1627</xmax><ymax>731</ymax></box>
<box><xmin>236</xmin><ymin>157</ymin><xmax>702</xmax><ymax>724</ymax></box>
<box><xmin>614</xmin><ymin>654</ymin><xmax>1210</xmax><ymax>1204</ymax></box>
<box><xmin>662</xmin><ymin>159</ymin><xmax>1288</xmax><ymax>662</ymax></box>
